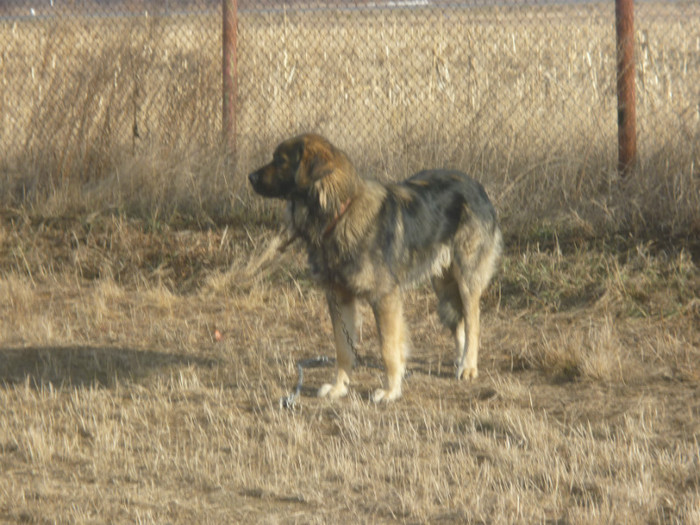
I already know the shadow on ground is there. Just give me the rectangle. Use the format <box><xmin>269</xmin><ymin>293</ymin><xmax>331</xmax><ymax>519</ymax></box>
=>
<box><xmin>0</xmin><ymin>345</ymin><xmax>217</xmax><ymax>389</ymax></box>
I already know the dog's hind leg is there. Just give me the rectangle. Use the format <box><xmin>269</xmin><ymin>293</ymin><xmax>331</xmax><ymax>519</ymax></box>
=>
<box><xmin>454</xmin><ymin>231</ymin><xmax>501</xmax><ymax>380</ymax></box>
<box><xmin>433</xmin><ymin>273</ymin><xmax>468</xmax><ymax>378</ymax></box>
<box><xmin>451</xmin><ymin>256</ymin><xmax>487</xmax><ymax>381</ymax></box>
<box><xmin>371</xmin><ymin>287</ymin><xmax>408</xmax><ymax>402</ymax></box>
<box><xmin>455</xmin><ymin>284</ymin><xmax>481</xmax><ymax>381</ymax></box>
<box><xmin>318</xmin><ymin>287</ymin><xmax>357</xmax><ymax>399</ymax></box>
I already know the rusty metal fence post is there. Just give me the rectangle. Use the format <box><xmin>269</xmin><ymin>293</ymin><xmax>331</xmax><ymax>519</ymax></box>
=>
<box><xmin>616</xmin><ymin>0</ymin><xmax>637</xmax><ymax>175</ymax></box>
<box><xmin>1</xmin><ymin>0</ymin><xmax>697</xmax><ymax>189</ymax></box>
<box><xmin>223</xmin><ymin>0</ymin><xmax>238</xmax><ymax>156</ymax></box>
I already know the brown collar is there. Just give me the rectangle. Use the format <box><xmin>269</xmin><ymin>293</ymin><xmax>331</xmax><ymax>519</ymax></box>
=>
<box><xmin>323</xmin><ymin>198</ymin><xmax>352</xmax><ymax>237</ymax></box>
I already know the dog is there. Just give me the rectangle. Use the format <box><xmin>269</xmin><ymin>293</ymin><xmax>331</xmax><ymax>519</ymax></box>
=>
<box><xmin>249</xmin><ymin>134</ymin><xmax>502</xmax><ymax>402</ymax></box>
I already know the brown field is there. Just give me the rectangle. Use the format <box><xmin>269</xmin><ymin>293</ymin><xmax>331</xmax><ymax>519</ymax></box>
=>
<box><xmin>1</xmin><ymin>215</ymin><xmax>698</xmax><ymax>523</ymax></box>
<box><xmin>1</xmin><ymin>3</ymin><xmax>699</xmax><ymax>524</ymax></box>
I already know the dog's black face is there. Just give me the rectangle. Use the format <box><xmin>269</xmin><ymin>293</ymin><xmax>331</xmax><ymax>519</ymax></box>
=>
<box><xmin>248</xmin><ymin>138</ymin><xmax>303</xmax><ymax>198</ymax></box>
<box><xmin>248</xmin><ymin>134</ymin><xmax>336</xmax><ymax>200</ymax></box>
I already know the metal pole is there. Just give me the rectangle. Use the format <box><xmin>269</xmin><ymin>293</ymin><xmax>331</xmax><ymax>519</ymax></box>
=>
<box><xmin>223</xmin><ymin>0</ymin><xmax>238</xmax><ymax>155</ymax></box>
<box><xmin>616</xmin><ymin>0</ymin><xmax>636</xmax><ymax>175</ymax></box>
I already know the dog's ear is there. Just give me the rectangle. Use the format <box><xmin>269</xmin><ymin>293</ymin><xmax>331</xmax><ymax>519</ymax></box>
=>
<box><xmin>296</xmin><ymin>137</ymin><xmax>334</xmax><ymax>190</ymax></box>
<box><xmin>287</xmin><ymin>139</ymin><xmax>304</xmax><ymax>170</ymax></box>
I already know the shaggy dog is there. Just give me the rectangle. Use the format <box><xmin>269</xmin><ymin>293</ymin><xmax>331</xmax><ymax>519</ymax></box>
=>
<box><xmin>249</xmin><ymin>134</ymin><xmax>502</xmax><ymax>402</ymax></box>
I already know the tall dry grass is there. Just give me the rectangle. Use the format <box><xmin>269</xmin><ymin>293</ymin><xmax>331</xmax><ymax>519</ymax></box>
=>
<box><xmin>0</xmin><ymin>5</ymin><xmax>698</xmax><ymax>237</ymax></box>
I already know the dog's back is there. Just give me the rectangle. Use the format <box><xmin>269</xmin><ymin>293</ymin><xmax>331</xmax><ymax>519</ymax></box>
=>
<box><xmin>373</xmin><ymin>170</ymin><xmax>500</xmax><ymax>288</ymax></box>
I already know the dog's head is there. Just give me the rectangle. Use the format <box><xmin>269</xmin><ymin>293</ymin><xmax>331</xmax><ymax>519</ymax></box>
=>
<box><xmin>248</xmin><ymin>134</ymin><xmax>354</xmax><ymax>208</ymax></box>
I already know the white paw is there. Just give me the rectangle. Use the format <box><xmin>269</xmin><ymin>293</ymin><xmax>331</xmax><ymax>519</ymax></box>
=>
<box><xmin>457</xmin><ymin>366</ymin><xmax>478</xmax><ymax>381</ymax></box>
<box><xmin>317</xmin><ymin>382</ymin><xmax>348</xmax><ymax>399</ymax></box>
<box><xmin>371</xmin><ymin>387</ymin><xmax>402</xmax><ymax>403</ymax></box>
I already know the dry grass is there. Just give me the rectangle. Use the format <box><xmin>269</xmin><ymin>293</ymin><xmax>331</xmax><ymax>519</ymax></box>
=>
<box><xmin>0</xmin><ymin>5</ymin><xmax>698</xmax><ymax>235</ymax></box>
<box><xmin>1</xmin><ymin>216</ymin><xmax>699</xmax><ymax>523</ymax></box>
<box><xmin>0</xmin><ymin>4</ymin><xmax>699</xmax><ymax>523</ymax></box>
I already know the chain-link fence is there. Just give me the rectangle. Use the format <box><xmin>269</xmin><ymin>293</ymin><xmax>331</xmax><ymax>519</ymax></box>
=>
<box><xmin>1</xmin><ymin>0</ymin><xmax>698</xmax><ymax>186</ymax></box>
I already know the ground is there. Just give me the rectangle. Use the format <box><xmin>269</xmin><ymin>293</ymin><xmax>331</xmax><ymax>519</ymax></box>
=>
<box><xmin>1</xmin><ymin>212</ymin><xmax>698</xmax><ymax>523</ymax></box>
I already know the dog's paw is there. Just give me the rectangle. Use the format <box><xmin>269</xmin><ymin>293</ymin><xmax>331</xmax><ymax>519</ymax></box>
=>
<box><xmin>317</xmin><ymin>382</ymin><xmax>348</xmax><ymax>400</ymax></box>
<box><xmin>371</xmin><ymin>387</ymin><xmax>402</xmax><ymax>403</ymax></box>
<box><xmin>457</xmin><ymin>366</ymin><xmax>478</xmax><ymax>381</ymax></box>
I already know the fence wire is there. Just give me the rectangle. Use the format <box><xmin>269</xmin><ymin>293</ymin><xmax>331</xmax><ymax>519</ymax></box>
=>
<box><xmin>1</xmin><ymin>0</ymin><xmax>698</xmax><ymax>183</ymax></box>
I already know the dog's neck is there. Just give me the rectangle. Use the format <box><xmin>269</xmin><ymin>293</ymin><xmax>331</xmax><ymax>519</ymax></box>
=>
<box><xmin>323</xmin><ymin>198</ymin><xmax>353</xmax><ymax>237</ymax></box>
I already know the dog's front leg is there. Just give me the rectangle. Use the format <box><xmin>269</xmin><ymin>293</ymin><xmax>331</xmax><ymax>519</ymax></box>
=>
<box><xmin>371</xmin><ymin>287</ymin><xmax>408</xmax><ymax>402</ymax></box>
<box><xmin>318</xmin><ymin>287</ymin><xmax>357</xmax><ymax>399</ymax></box>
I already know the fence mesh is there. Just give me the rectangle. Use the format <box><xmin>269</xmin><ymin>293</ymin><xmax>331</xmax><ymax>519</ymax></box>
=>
<box><xmin>1</xmin><ymin>1</ymin><xmax>698</xmax><ymax>186</ymax></box>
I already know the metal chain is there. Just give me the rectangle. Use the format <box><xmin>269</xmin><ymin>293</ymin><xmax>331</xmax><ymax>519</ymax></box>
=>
<box><xmin>280</xmin><ymin>248</ymin><xmax>383</xmax><ymax>409</ymax></box>
<box><xmin>321</xmin><ymin>246</ymin><xmax>370</xmax><ymax>368</ymax></box>
<box><xmin>279</xmin><ymin>355</ymin><xmax>333</xmax><ymax>409</ymax></box>
<box><xmin>327</xmin><ymin>288</ymin><xmax>366</xmax><ymax>368</ymax></box>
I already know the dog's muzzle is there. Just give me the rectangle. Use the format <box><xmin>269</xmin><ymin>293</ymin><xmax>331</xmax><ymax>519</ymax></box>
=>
<box><xmin>248</xmin><ymin>170</ymin><xmax>269</xmax><ymax>196</ymax></box>
<box><xmin>248</xmin><ymin>171</ymin><xmax>260</xmax><ymax>188</ymax></box>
